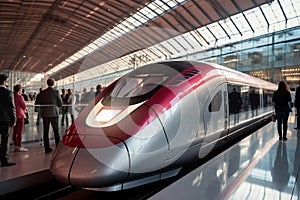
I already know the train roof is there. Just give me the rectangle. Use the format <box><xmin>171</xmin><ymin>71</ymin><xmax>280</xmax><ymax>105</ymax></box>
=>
<box><xmin>154</xmin><ymin>60</ymin><xmax>277</xmax><ymax>90</ymax></box>
<box><xmin>203</xmin><ymin>61</ymin><xmax>277</xmax><ymax>90</ymax></box>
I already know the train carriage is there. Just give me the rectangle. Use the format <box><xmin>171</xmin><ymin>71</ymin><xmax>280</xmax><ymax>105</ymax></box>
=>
<box><xmin>50</xmin><ymin>61</ymin><xmax>277</xmax><ymax>191</ymax></box>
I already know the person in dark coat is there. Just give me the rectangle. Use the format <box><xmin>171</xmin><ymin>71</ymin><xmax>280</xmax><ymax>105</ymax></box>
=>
<box><xmin>36</xmin><ymin>78</ymin><xmax>62</xmax><ymax>153</ymax></box>
<box><xmin>34</xmin><ymin>88</ymin><xmax>43</xmax><ymax>125</ymax></box>
<box><xmin>0</xmin><ymin>74</ymin><xmax>16</xmax><ymax>167</ymax></box>
<box><xmin>272</xmin><ymin>81</ymin><xmax>292</xmax><ymax>141</ymax></box>
<box><xmin>229</xmin><ymin>87</ymin><xmax>243</xmax><ymax>124</ymax></box>
<box><xmin>295</xmin><ymin>80</ymin><xmax>300</xmax><ymax>130</ymax></box>
<box><xmin>95</xmin><ymin>84</ymin><xmax>102</xmax><ymax>97</ymax></box>
<box><xmin>60</xmin><ymin>88</ymin><xmax>69</xmax><ymax>127</ymax></box>
<box><xmin>250</xmin><ymin>89</ymin><xmax>260</xmax><ymax>116</ymax></box>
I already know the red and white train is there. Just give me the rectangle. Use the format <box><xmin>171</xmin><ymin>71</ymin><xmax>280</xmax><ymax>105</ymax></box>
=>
<box><xmin>50</xmin><ymin>61</ymin><xmax>277</xmax><ymax>191</ymax></box>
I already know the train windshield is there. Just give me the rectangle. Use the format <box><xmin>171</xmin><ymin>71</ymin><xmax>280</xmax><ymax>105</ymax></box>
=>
<box><xmin>111</xmin><ymin>74</ymin><xmax>167</xmax><ymax>98</ymax></box>
<box><xmin>102</xmin><ymin>63</ymin><xmax>183</xmax><ymax>106</ymax></box>
<box><xmin>102</xmin><ymin>61</ymin><xmax>196</xmax><ymax>106</ymax></box>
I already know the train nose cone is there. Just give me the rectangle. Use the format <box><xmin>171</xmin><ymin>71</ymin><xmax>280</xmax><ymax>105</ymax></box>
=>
<box><xmin>69</xmin><ymin>145</ymin><xmax>129</xmax><ymax>188</ymax></box>
<box><xmin>50</xmin><ymin>136</ymin><xmax>129</xmax><ymax>189</ymax></box>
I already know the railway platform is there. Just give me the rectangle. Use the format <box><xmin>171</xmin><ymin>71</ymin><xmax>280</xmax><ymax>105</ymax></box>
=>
<box><xmin>0</xmin><ymin>111</ymin><xmax>299</xmax><ymax>199</ymax></box>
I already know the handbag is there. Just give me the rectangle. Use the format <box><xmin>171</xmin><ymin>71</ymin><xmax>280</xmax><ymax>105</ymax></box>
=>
<box><xmin>34</xmin><ymin>106</ymin><xmax>39</xmax><ymax>112</ymax></box>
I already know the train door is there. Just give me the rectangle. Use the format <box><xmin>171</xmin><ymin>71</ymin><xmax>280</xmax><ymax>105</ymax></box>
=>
<box><xmin>203</xmin><ymin>83</ymin><xmax>228</xmax><ymax>138</ymax></box>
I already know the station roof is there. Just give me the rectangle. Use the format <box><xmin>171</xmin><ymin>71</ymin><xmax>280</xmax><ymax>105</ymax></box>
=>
<box><xmin>0</xmin><ymin>0</ymin><xmax>274</xmax><ymax>80</ymax></box>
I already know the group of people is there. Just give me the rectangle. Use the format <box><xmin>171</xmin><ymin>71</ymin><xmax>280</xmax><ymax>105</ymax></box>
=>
<box><xmin>0</xmin><ymin>76</ymin><xmax>64</xmax><ymax>167</ymax></box>
<box><xmin>0</xmin><ymin>76</ymin><xmax>104</xmax><ymax>167</ymax></box>
<box><xmin>79</xmin><ymin>84</ymin><xmax>103</xmax><ymax>103</ymax></box>
<box><xmin>60</xmin><ymin>88</ymin><xmax>76</xmax><ymax>128</ymax></box>
<box><xmin>226</xmin><ymin>80</ymin><xmax>300</xmax><ymax>141</ymax></box>
<box><xmin>0</xmin><ymin>74</ymin><xmax>34</xmax><ymax>167</ymax></box>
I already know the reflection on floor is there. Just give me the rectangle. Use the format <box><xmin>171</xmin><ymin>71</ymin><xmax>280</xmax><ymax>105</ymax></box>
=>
<box><xmin>151</xmin><ymin>114</ymin><xmax>300</xmax><ymax>200</ymax></box>
<box><xmin>0</xmin><ymin>113</ymin><xmax>69</xmax><ymax>196</ymax></box>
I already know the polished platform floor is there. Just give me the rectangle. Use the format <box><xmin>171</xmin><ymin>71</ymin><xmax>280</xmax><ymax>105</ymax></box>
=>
<box><xmin>151</xmin><ymin>114</ymin><xmax>300</xmax><ymax>200</ymax></box>
<box><xmin>0</xmin><ymin>111</ymin><xmax>299</xmax><ymax>199</ymax></box>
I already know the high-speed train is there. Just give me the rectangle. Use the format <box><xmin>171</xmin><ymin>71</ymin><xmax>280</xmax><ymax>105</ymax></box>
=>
<box><xmin>50</xmin><ymin>61</ymin><xmax>277</xmax><ymax>191</ymax></box>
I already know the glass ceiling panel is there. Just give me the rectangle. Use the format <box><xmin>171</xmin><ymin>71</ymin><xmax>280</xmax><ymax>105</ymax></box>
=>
<box><xmin>291</xmin><ymin>0</ymin><xmax>300</xmax><ymax>16</ymax></box>
<box><xmin>231</xmin><ymin>13</ymin><xmax>252</xmax><ymax>34</ymax></box>
<box><xmin>65</xmin><ymin>58</ymin><xmax>73</xmax><ymax>64</ymax></box>
<box><xmin>173</xmin><ymin>35</ymin><xmax>191</xmax><ymax>52</ymax></box>
<box><xmin>261</xmin><ymin>3</ymin><xmax>285</xmax><ymax>25</ymax></box>
<box><xmin>141</xmin><ymin>7</ymin><xmax>156</xmax><ymax>19</ymax></box>
<box><xmin>198</xmin><ymin>27</ymin><xmax>216</xmax><ymax>45</ymax></box>
<box><xmin>154</xmin><ymin>0</ymin><xmax>169</xmax><ymax>11</ymax></box>
<box><xmin>148</xmin><ymin>3</ymin><xmax>164</xmax><ymax>15</ymax></box>
<box><xmin>219</xmin><ymin>18</ymin><xmax>239</xmax><ymax>37</ymax></box>
<box><xmin>83</xmin><ymin>46</ymin><xmax>94</xmax><ymax>53</ymax></box>
<box><xmin>117</xmin><ymin>24</ymin><xmax>130</xmax><ymax>33</ymax></box>
<box><xmin>282</xmin><ymin>0</ymin><xmax>298</xmax><ymax>19</ymax></box>
<box><xmin>166</xmin><ymin>0</ymin><xmax>176</xmax><ymax>7</ymax></box>
<box><xmin>160</xmin><ymin>40</ymin><xmax>179</xmax><ymax>54</ymax></box>
<box><xmin>137</xmin><ymin>12</ymin><xmax>150</xmax><ymax>22</ymax></box>
<box><xmin>114</xmin><ymin>26</ymin><xmax>126</xmax><ymax>34</ymax></box>
<box><xmin>79</xmin><ymin>49</ymin><xmax>90</xmax><ymax>55</ymax></box>
<box><xmin>94</xmin><ymin>38</ymin><xmax>106</xmax><ymax>46</ymax></box>
<box><xmin>148</xmin><ymin>46</ymin><xmax>168</xmax><ymax>57</ymax></box>
<box><xmin>182</xmin><ymin>32</ymin><xmax>202</xmax><ymax>50</ymax></box>
<box><xmin>73</xmin><ymin>52</ymin><xmax>84</xmax><ymax>58</ymax></box>
<box><xmin>207</xmin><ymin>22</ymin><xmax>228</xmax><ymax>39</ymax></box>
<box><xmin>88</xmin><ymin>43</ymin><xmax>99</xmax><ymax>50</ymax></box>
<box><xmin>110</xmin><ymin>29</ymin><xmax>122</xmax><ymax>38</ymax></box>
<box><xmin>191</xmin><ymin>30</ymin><xmax>207</xmax><ymax>46</ymax></box>
<box><xmin>121</xmin><ymin>20</ymin><xmax>135</xmax><ymax>30</ymax></box>
<box><xmin>61</xmin><ymin>61</ymin><xmax>69</xmax><ymax>67</ymax></box>
<box><xmin>126</xmin><ymin>17</ymin><xmax>140</xmax><ymax>28</ymax></box>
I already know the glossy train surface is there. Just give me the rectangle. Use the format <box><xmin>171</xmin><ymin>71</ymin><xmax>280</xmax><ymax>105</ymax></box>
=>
<box><xmin>50</xmin><ymin>61</ymin><xmax>277</xmax><ymax>191</ymax></box>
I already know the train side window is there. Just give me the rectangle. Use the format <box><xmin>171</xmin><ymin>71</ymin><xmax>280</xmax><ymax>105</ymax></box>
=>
<box><xmin>209</xmin><ymin>91</ymin><xmax>222</xmax><ymax>112</ymax></box>
<box><xmin>263</xmin><ymin>89</ymin><xmax>273</xmax><ymax>107</ymax></box>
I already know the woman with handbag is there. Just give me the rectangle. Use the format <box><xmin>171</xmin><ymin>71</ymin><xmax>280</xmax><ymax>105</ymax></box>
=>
<box><xmin>13</xmin><ymin>84</ymin><xmax>29</xmax><ymax>152</ymax></box>
<box><xmin>272</xmin><ymin>81</ymin><xmax>292</xmax><ymax>141</ymax></box>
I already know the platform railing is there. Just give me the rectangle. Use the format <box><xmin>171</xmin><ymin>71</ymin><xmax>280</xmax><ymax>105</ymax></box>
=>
<box><xmin>14</xmin><ymin>103</ymin><xmax>89</xmax><ymax>144</ymax></box>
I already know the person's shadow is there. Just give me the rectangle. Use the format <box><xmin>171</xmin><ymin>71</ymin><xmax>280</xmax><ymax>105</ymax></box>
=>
<box><xmin>271</xmin><ymin>142</ymin><xmax>290</xmax><ymax>191</ymax></box>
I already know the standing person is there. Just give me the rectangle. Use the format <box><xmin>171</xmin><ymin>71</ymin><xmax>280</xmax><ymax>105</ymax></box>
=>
<box><xmin>290</xmin><ymin>88</ymin><xmax>296</xmax><ymax>109</ymax></box>
<box><xmin>60</xmin><ymin>89</ymin><xmax>68</xmax><ymax>126</ymax></box>
<box><xmin>0</xmin><ymin>74</ymin><xmax>16</xmax><ymax>167</ymax></box>
<box><xmin>84</xmin><ymin>87</ymin><xmax>95</xmax><ymax>103</ymax></box>
<box><xmin>272</xmin><ymin>81</ymin><xmax>292</xmax><ymax>141</ymax></box>
<box><xmin>67</xmin><ymin>89</ymin><xmax>76</xmax><ymax>124</ymax></box>
<box><xmin>13</xmin><ymin>84</ymin><xmax>28</xmax><ymax>152</ymax></box>
<box><xmin>295</xmin><ymin>81</ymin><xmax>300</xmax><ymax>130</ymax></box>
<box><xmin>37</xmin><ymin>78</ymin><xmax>62</xmax><ymax>153</ymax></box>
<box><xmin>21</xmin><ymin>89</ymin><xmax>29</xmax><ymax>101</ymax></box>
<box><xmin>78</xmin><ymin>88</ymin><xmax>88</xmax><ymax>114</ymax></box>
<box><xmin>34</xmin><ymin>88</ymin><xmax>43</xmax><ymax>125</ymax></box>
<box><xmin>229</xmin><ymin>87</ymin><xmax>243</xmax><ymax>124</ymax></box>
<box><xmin>80</xmin><ymin>88</ymin><xmax>88</xmax><ymax>103</ymax></box>
<box><xmin>250</xmin><ymin>89</ymin><xmax>260</xmax><ymax>116</ymax></box>
<box><xmin>95</xmin><ymin>84</ymin><xmax>102</xmax><ymax>97</ymax></box>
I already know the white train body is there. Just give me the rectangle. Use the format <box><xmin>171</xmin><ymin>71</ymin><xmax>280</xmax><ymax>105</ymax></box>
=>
<box><xmin>50</xmin><ymin>61</ymin><xmax>277</xmax><ymax>191</ymax></box>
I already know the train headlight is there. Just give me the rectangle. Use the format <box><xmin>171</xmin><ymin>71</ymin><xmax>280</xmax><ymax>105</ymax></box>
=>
<box><xmin>95</xmin><ymin>109</ymin><xmax>122</xmax><ymax>122</ymax></box>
